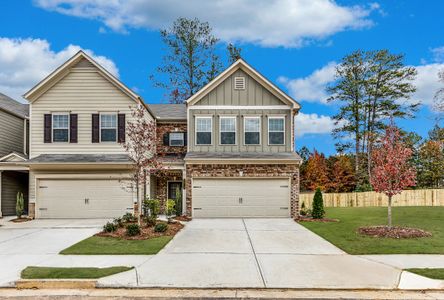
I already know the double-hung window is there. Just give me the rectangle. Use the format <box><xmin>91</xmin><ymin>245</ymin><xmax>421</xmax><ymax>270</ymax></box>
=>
<box><xmin>244</xmin><ymin>117</ymin><xmax>261</xmax><ymax>145</ymax></box>
<box><xmin>169</xmin><ymin>132</ymin><xmax>184</xmax><ymax>146</ymax></box>
<box><xmin>196</xmin><ymin>117</ymin><xmax>212</xmax><ymax>145</ymax></box>
<box><xmin>100</xmin><ymin>113</ymin><xmax>117</xmax><ymax>142</ymax></box>
<box><xmin>268</xmin><ymin>117</ymin><xmax>285</xmax><ymax>145</ymax></box>
<box><xmin>52</xmin><ymin>114</ymin><xmax>69</xmax><ymax>142</ymax></box>
<box><xmin>220</xmin><ymin>117</ymin><xmax>236</xmax><ymax>145</ymax></box>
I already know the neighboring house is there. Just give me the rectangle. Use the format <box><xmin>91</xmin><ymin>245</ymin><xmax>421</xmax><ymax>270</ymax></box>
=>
<box><xmin>5</xmin><ymin>50</ymin><xmax>301</xmax><ymax>219</ymax></box>
<box><xmin>0</xmin><ymin>93</ymin><xmax>29</xmax><ymax>217</ymax></box>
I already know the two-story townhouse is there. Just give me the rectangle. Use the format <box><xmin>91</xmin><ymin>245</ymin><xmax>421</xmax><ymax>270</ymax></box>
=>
<box><xmin>0</xmin><ymin>93</ymin><xmax>29</xmax><ymax>217</ymax></box>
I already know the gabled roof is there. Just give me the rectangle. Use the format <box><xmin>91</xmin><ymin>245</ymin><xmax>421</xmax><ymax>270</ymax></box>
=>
<box><xmin>148</xmin><ymin>104</ymin><xmax>187</xmax><ymax>121</ymax></box>
<box><xmin>24</xmin><ymin>50</ymin><xmax>141</xmax><ymax>105</ymax></box>
<box><xmin>0</xmin><ymin>93</ymin><xmax>29</xmax><ymax>119</ymax></box>
<box><xmin>0</xmin><ymin>152</ymin><xmax>28</xmax><ymax>162</ymax></box>
<box><xmin>186</xmin><ymin>59</ymin><xmax>301</xmax><ymax>109</ymax></box>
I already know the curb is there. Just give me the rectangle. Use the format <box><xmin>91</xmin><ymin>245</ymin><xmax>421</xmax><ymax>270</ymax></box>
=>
<box><xmin>16</xmin><ymin>279</ymin><xmax>97</xmax><ymax>289</ymax></box>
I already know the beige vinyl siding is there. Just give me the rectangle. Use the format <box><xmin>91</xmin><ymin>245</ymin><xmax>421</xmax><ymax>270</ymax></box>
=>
<box><xmin>30</xmin><ymin>68</ymin><xmax>151</xmax><ymax>158</ymax></box>
<box><xmin>0</xmin><ymin>110</ymin><xmax>25</xmax><ymax>157</ymax></box>
<box><xmin>189</xmin><ymin>109</ymin><xmax>291</xmax><ymax>153</ymax></box>
<box><xmin>196</xmin><ymin>70</ymin><xmax>286</xmax><ymax>106</ymax></box>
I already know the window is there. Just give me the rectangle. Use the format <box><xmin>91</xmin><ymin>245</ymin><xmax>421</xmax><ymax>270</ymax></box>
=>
<box><xmin>169</xmin><ymin>132</ymin><xmax>184</xmax><ymax>146</ymax></box>
<box><xmin>52</xmin><ymin>114</ymin><xmax>69</xmax><ymax>142</ymax></box>
<box><xmin>100</xmin><ymin>114</ymin><xmax>117</xmax><ymax>142</ymax></box>
<box><xmin>244</xmin><ymin>117</ymin><xmax>260</xmax><ymax>145</ymax></box>
<box><xmin>196</xmin><ymin>117</ymin><xmax>212</xmax><ymax>145</ymax></box>
<box><xmin>268</xmin><ymin>117</ymin><xmax>285</xmax><ymax>145</ymax></box>
<box><xmin>220</xmin><ymin>117</ymin><xmax>236</xmax><ymax>145</ymax></box>
<box><xmin>234</xmin><ymin>77</ymin><xmax>246</xmax><ymax>90</ymax></box>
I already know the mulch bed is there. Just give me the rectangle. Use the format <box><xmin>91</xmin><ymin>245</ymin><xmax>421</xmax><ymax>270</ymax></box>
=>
<box><xmin>10</xmin><ymin>217</ymin><xmax>32</xmax><ymax>223</ymax></box>
<box><xmin>358</xmin><ymin>226</ymin><xmax>432</xmax><ymax>239</ymax></box>
<box><xmin>298</xmin><ymin>216</ymin><xmax>339</xmax><ymax>223</ymax></box>
<box><xmin>96</xmin><ymin>220</ymin><xmax>184</xmax><ymax>240</ymax></box>
<box><xmin>174</xmin><ymin>215</ymin><xmax>192</xmax><ymax>222</ymax></box>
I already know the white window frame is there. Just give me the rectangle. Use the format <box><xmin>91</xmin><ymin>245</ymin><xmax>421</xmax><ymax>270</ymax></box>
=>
<box><xmin>52</xmin><ymin>113</ymin><xmax>69</xmax><ymax>143</ymax></box>
<box><xmin>268</xmin><ymin>116</ymin><xmax>285</xmax><ymax>146</ymax></box>
<box><xmin>99</xmin><ymin>113</ymin><xmax>118</xmax><ymax>143</ymax></box>
<box><xmin>195</xmin><ymin>116</ymin><xmax>213</xmax><ymax>145</ymax></box>
<box><xmin>219</xmin><ymin>116</ymin><xmax>237</xmax><ymax>145</ymax></box>
<box><xmin>169</xmin><ymin>132</ymin><xmax>184</xmax><ymax>146</ymax></box>
<box><xmin>243</xmin><ymin>116</ymin><xmax>261</xmax><ymax>145</ymax></box>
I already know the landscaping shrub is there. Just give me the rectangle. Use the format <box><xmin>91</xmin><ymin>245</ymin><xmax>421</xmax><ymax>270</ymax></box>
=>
<box><xmin>113</xmin><ymin>217</ymin><xmax>123</xmax><ymax>228</ymax></box>
<box><xmin>311</xmin><ymin>187</ymin><xmax>325</xmax><ymax>219</ymax></box>
<box><xmin>175</xmin><ymin>187</ymin><xmax>182</xmax><ymax>216</ymax></box>
<box><xmin>300</xmin><ymin>202</ymin><xmax>307</xmax><ymax>216</ymax></box>
<box><xmin>143</xmin><ymin>199</ymin><xmax>160</xmax><ymax>219</ymax></box>
<box><xmin>16</xmin><ymin>192</ymin><xmax>24</xmax><ymax>218</ymax></box>
<box><xmin>154</xmin><ymin>223</ymin><xmax>168</xmax><ymax>233</ymax></box>
<box><xmin>166</xmin><ymin>199</ymin><xmax>175</xmax><ymax>223</ymax></box>
<box><xmin>103</xmin><ymin>222</ymin><xmax>117</xmax><ymax>233</ymax></box>
<box><xmin>145</xmin><ymin>215</ymin><xmax>157</xmax><ymax>227</ymax></box>
<box><xmin>126</xmin><ymin>224</ymin><xmax>141</xmax><ymax>236</ymax></box>
<box><xmin>122</xmin><ymin>212</ymin><xmax>136</xmax><ymax>223</ymax></box>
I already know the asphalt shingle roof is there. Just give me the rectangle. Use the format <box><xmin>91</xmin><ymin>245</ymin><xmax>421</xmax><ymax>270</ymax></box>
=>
<box><xmin>0</xmin><ymin>93</ymin><xmax>29</xmax><ymax>118</ymax></box>
<box><xmin>148</xmin><ymin>104</ymin><xmax>186</xmax><ymax>121</ymax></box>
<box><xmin>27</xmin><ymin>154</ymin><xmax>132</xmax><ymax>164</ymax></box>
<box><xmin>184</xmin><ymin>152</ymin><xmax>302</xmax><ymax>161</ymax></box>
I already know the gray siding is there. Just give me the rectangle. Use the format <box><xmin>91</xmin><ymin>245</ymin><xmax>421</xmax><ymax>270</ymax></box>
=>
<box><xmin>1</xmin><ymin>171</ymin><xmax>28</xmax><ymax>216</ymax></box>
<box><xmin>196</xmin><ymin>70</ymin><xmax>286</xmax><ymax>106</ymax></box>
<box><xmin>189</xmin><ymin>109</ymin><xmax>291</xmax><ymax>153</ymax></box>
<box><xmin>0</xmin><ymin>110</ymin><xmax>25</xmax><ymax>157</ymax></box>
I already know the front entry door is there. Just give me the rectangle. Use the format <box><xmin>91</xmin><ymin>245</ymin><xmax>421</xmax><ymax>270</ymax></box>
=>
<box><xmin>168</xmin><ymin>182</ymin><xmax>182</xmax><ymax>200</ymax></box>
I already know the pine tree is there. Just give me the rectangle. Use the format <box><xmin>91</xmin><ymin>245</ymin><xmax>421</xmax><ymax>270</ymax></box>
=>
<box><xmin>311</xmin><ymin>188</ymin><xmax>325</xmax><ymax>219</ymax></box>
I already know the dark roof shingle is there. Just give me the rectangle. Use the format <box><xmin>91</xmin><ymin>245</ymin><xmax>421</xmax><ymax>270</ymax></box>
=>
<box><xmin>148</xmin><ymin>104</ymin><xmax>186</xmax><ymax>121</ymax></box>
<box><xmin>27</xmin><ymin>154</ymin><xmax>132</xmax><ymax>164</ymax></box>
<box><xmin>0</xmin><ymin>93</ymin><xmax>29</xmax><ymax>118</ymax></box>
<box><xmin>184</xmin><ymin>152</ymin><xmax>302</xmax><ymax>161</ymax></box>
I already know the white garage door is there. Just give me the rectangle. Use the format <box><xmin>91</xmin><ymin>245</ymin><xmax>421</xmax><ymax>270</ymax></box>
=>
<box><xmin>192</xmin><ymin>178</ymin><xmax>290</xmax><ymax>218</ymax></box>
<box><xmin>37</xmin><ymin>179</ymin><xmax>134</xmax><ymax>218</ymax></box>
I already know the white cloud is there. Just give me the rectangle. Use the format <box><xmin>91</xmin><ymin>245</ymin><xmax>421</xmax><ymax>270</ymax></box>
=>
<box><xmin>0</xmin><ymin>37</ymin><xmax>118</xmax><ymax>103</ymax></box>
<box><xmin>431</xmin><ymin>46</ymin><xmax>444</xmax><ymax>63</ymax></box>
<box><xmin>34</xmin><ymin>0</ymin><xmax>377</xmax><ymax>47</ymax></box>
<box><xmin>278</xmin><ymin>62</ymin><xmax>337</xmax><ymax>104</ymax></box>
<box><xmin>281</xmin><ymin>60</ymin><xmax>444</xmax><ymax>108</ymax></box>
<box><xmin>294</xmin><ymin>112</ymin><xmax>337</xmax><ymax>137</ymax></box>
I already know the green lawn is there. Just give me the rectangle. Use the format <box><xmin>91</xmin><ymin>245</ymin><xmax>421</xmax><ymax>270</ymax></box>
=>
<box><xmin>21</xmin><ymin>266</ymin><xmax>132</xmax><ymax>279</ymax></box>
<box><xmin>60</xmin><ymin>236</ymin><xmax>173</xmax><ymax>255</ymax></box>
<box><xmin>300</xmin><ymin>207</ymin><xmax>444</xmax><ymax>254</ymax></box>
<box><xmin>407</xmin><ymin>268</ymin><xmax>444</xmax><ymax>280</ymax></box>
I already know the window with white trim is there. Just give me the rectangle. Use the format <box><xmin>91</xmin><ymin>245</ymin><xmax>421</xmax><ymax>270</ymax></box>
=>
<box><xmin>169</xmin><ymin>132</ymin><xmax>184</xmax><ymax>146</ymax></box>
<box><xmin>268</xmin><ymin>117</ymin><xmax>285</xmax><ymax>145</ymax></box>
<box><xmin>196</xmin><ymin>117</ymin><xmax>212</xmax><ymax>145</ymax></box>
<box><xmin>100</xmin><ymin>113</ymin><xmax>117</xmax><ymax>142</ymax></box>
<box><xmin>220</xmin><ymin>117</ymin><xmax>236</xmax><ymax>145</ymax></box>
<box><xmin>52</xmin><ymin>114</ymin><xmax>69</xmax><ymax>142</ymax></box>
<box><xmin>244</xmin><ymin>117</ymin><xmax>260</xmax><ymax>145</ymax></box>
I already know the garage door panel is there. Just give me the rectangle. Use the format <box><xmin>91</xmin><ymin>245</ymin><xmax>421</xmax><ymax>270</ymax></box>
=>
<box><xmin>38</xmin><ymin>179</ymin><xmax>134</xmax><ymax>219</ymax></box>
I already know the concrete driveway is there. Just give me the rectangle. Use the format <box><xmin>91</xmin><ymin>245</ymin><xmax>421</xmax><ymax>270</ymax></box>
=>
<box><xmin>101</xmin><ymin>218</ymin><xmax>401</xmax><ymax>289</ymax></box>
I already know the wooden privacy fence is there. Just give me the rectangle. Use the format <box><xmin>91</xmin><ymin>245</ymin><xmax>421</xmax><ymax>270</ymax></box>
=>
<box><xmin>300</xmin><ymin>189</ymin><xmax>444</xmax><ymax>208</ymax></box>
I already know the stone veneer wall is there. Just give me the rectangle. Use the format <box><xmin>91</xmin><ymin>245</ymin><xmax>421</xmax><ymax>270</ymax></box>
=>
<box><xmin>155</xmin><ymin>170</ymin><xmax>183</xmax><ymax>211</ymax></box>
<box><xmin>185</xmin><ymin>164</ymin><xmax>300</xmax><ymax>219</ymax></box>
<box><xmin>156</xmin><ymin>123</ymin><xmax>187</xmax><ymax>155</ymax></box>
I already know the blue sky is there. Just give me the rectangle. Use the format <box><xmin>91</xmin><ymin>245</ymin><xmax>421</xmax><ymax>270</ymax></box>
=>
<box><xmin>1</xmin><ymin>0</ymin><xmax>443</xmax><ymax>155</ymax></box>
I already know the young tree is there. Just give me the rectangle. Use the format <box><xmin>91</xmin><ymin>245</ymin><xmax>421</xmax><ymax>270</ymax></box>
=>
<box><xmin>301</xmin><ymin>150</ymin><xmax>330</xmax><ymax>191</ymax></box>
<box><xmin>327</xmin><ymin>155</ymin><xmax>356</xmax><ymax>192</ymax></box>
<box><xmin>123</xmin><ymin>104</ymin><xmax>162</xmax><ymax>224</ymax></box>
<box><xmin>417</xmin><ymin>140</ymin><xmax>444</xmax><ymax>188</ymax></box>
<box><xmin>311</xmin><ymin>188</ymin><xmax>325</xmax><ymax>219</ymax></box>
<box><xmin>370</xmin><ymin>124</ymin><xmax>416</xmax><ymax>228</ymax></box>
<box><xmin>151</xmin><ymin>17</ymin><xmax>221</xmax><ymax>103</ymax></box>
<box><xmin>227</xmin><ymin>43</ymin><xmax>242</xmax><ymax>63</ymax></box>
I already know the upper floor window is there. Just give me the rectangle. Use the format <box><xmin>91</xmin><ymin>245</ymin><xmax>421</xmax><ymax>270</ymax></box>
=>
<box><xmin>169</xmin><ymin>132</ymin><xmax>184</xmax><ymax>146</ymax></box>
<box><xmin>196</xmin><ymin>117</ymin><xmax>212</xmax><ymax>145</ymax></box>
<box><xmin>268</xmin><ymin>117</ymin><xmax>285</xmax><ymax>145</ymax></box>
<box><xmin>220</xmin><ymin>117</ymin><xmax>236</xmax><ymax>145</ymax></box>
<box><xmin>52</xmin><ymin>114</ymin><xmax>69</xmax><ymax>142</ymax></box>
<box><xmin>100</xmin><ymin>113</ymin><xmax>117</xmax><ymax>142</ymax></box>
<box><xmin>244</xmin><ymin>117</ymin><xmax>260</xmax><ymax>145</ymax></box>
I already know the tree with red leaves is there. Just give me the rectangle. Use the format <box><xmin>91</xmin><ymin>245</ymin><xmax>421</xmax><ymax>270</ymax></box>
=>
<box><xmin>301</xmin><ymin>150</ymin><xmax>330</xmax><ymax>191</ymax></box>
<box><xmin>370</xmin><ymin>124</ymin><xmax>416</xmax><ymax>228</ymax></box>
<box><xmin>123</xmin><ymin>104</ymin><xmax>163</xmax><ymax>224</ymax></box>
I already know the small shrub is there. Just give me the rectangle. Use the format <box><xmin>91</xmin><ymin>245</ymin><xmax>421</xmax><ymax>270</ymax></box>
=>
<box><xmin>143</xmin><ymin>199</ymin><xmax>160</xmax><ymax>219</ymax></box>
<box><xmin>113</xmin><ymin>217</ymin><xmax>124</xmax><ymax>227</ymax></box>
<box><xmin>16</xmin><ymin>192</ymin><xmax>24</xmax><ymax>218</ymax></box>
<box><xmin>145</xmin><ymin>215</ymin><xmax>157</xmax><ymax>227</ymax></box>
<box><xmin>103</xmin><ymin>221</ymin><xmax>117</xmax><ymax>233</ymax></box>
<box><xmin>300</xmin><ymin>202</ymin><xmax>307</xmax><ymax>216</ymax></box>
<box><xmin>174</xmin><ymin>186</ymin><xmax>182</xmax><ymax>216</ymax></box>
<box><xmin>154</xmin><ymin>223</ymin><xmax>168</xmax><ymax>233</ymax></box>
<box><xmin>122</xmin><ymin>212</ymin><xmax>135</xmax><ymax>223</ymax></box>
<box><xmin>166</xmin><ymin>199</ymin><xmax>175</xmax><ymax>223</ymax></box>
<box><xmin>126</xmin><ymin>224</ymin><xmax>141</xmax><ymax>236</ymax></box>
<box><xmin>312</xmin><ymin>187</ymin><xmax>325</xmax><ymax>219</ymax></box>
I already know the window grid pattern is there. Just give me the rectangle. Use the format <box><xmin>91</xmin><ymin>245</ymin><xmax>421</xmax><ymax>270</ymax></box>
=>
<box><xmin>268</xmin><ymin>117</ymin><xmax>285</xmax><ymax>145</ymax></box>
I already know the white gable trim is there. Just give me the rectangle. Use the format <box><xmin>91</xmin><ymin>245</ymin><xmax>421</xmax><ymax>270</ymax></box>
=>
<box><xmin>186</xmin><ymin>59</ymin><xmax>301</xmax><ymax>109</ymax></box>
<box><xmin>0</xmin><ymin>152</ymin><xmax>27</xmax><ymax>162</ymax></box>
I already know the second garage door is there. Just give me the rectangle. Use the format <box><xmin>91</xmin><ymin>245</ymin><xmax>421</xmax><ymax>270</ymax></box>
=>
<box><xmin>37</xmin><ymin>179</ymin><xmax>134</xmax><ymax>218</ymax></box>
<box><xmin>192</xmin><ymin>178</ymin><xmax>290</xmax><ymax>218</ymax></box>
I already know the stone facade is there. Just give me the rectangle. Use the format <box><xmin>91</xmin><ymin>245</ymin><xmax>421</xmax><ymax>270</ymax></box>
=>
<box><xmin>156</xmin><ymin>123</ymin><xmax>187</xmax><ymax>155</ymax></box>
<box><xmin>185</xmin><ymin>164</ymin><xmax>300</xmax><ymax>219</ymax></box>
<box><xmin>28</xmin><ymin>203</ymin><xmax>35</xmax><ymax>219</ymax></box>
<box><xmin>154</xmin><ymin>170</ymin><xmax>183</xmax><ymax>211</ymax></box>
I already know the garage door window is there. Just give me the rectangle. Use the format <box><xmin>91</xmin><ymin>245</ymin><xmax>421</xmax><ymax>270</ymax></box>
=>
<box><xmin>220</xmin><ymin>117</ymin><xmax>236</xmax><ymax>145</ymax></box>
<box><xmin>244</xmin><ymin>117</ymin><xmax>260</xmax><ymax>145</ymax></box>
<box><xmin>100</xmin><ymin>114</ymin><xmax>117</xmax><ymax>142</ymax></box>
<box><xmin>196</xmin><ymin>117</ymin><xmax>212</xmax><ymax>145</ymax></box>
<box><xmin>268</xmin><ymin>117</ymin><xmax>285</xmax><ymax>145</ymax></box>
<box><xmin>52</xmin><ymin>114</ymin><xmax>69</xmax><ymax>142</ymax></box>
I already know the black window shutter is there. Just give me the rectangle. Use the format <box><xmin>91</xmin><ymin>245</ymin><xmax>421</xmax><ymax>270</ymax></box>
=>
<box><xmin>183</xmin><ymin>132</ymin><xmax>187</xmax><ymax>146</ymax></box>
<box><xmin>118</xmin><ymin>114</ymin><xmax>126</xmax><ymax>143</ymax></box>
<box><xmin>70</xmin><ymin>114</ymin><xmax>78</xmax><ymax>143</ymax></box>
<box><xmin>44</xmin><ymin>114</ymin><xmax>52</xmax><ymax>143</ymax></box>
<box><xmin>92</xmin><ymin>114</ymin><xmax>100</xmax><ymax>143</ymax></box>
<box><xmin>163</xmin><ymin>133</ymin><xmax>169</xmax><ymax>146</ymax></box>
